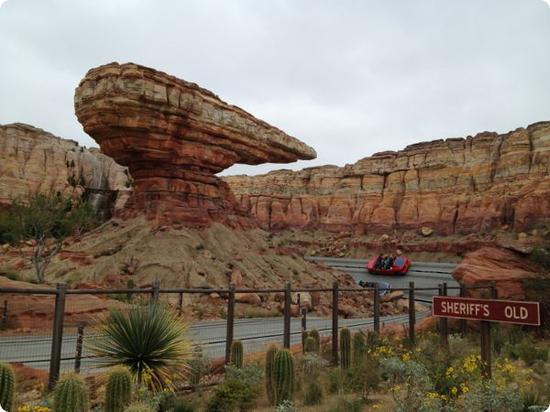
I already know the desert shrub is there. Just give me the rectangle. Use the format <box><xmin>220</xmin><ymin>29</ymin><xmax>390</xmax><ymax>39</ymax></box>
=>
<box><xmin>299</xmin><ymin>353</ymin><xmax>323</xmax><ymax>380</ymax></box>
<box><xmin>504</xmin><ymin>339</ymin><xmax>548</xmax><ymax>366</ymax></box>
<box><xmin>224</xmin><ymin>363</ymin><xmax>263</xmax><ymax>386</ymax></box>
<box><xmin>205</xmin><ymin>377</ymin><xmax>259</xmax><ymax>412</ymax></box>
<box><xmin>124</xmin><ymin>402</ymin><xmax>155</xmax><ymax>412</ymax></box>
<box><xmin>158</xmin><ymin>394</ymin><xmax>197</xmax><ymax>412</ymax></box>
<box><xmin>461</xmin><ymin>380</ymin><xmax>523</xmax><ymax>412</ymax></box>
<box><xmin>327</xmin><ymin>368</ymin><xmax>343</xmax><ymax>394</ymax></box>
<box><xmin>326</xmin><ymin>396</ymin><xmax>364</xmax><ymax>412</ymax></box>
<box><xmin>187</xmin><ymin>349</ymin><xmax>211</xmax><ymax>387</ymax></box>
<box><xmin>531</xmin><ymin>246</ymin><xmax>550</xmax><ymax>270</ymax></box>
<box><xmin>382</xmin><ymin>356</ymin><xmax>439</xmax><ymax>412</ymax></box>
<box><xmin>345</xmin><ymin>356</ymin><xmax>381</xmax><ymax>400</ymax></box>
<box><xmin>274</xmin><ymin>400</ymin><xmax>298</xmax><ymax>412</ymax></box>
<box><xmin>303</xmin><ymin>380</ymin><xmax>323</xmax><ymax>405</ymax></box>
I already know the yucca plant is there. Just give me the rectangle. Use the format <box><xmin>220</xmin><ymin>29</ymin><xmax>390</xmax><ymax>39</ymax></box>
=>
<box><xmin>88</xmin><ymin>304</ymin><xmax>191</xmax><ymax>390</ymax></box>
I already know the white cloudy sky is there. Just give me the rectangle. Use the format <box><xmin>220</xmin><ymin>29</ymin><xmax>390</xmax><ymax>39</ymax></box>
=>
<box><xmin>0</xmin><ymin>0</ymin><xmax>549</xmax><ymax>176</ymax></box>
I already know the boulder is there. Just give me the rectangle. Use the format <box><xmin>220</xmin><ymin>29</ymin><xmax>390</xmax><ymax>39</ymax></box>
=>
<box><xmin>453</xmin><ymin>247</ymin><xmax>543</xmax><ymax>299</ymax></box>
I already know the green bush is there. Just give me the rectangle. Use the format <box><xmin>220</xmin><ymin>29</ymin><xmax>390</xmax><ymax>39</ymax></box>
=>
<box><xmin>345</xmin><ymin>357</ymin><xmax>381</xmax><ymax>400</ymax></box>
<box><xmin>224</xmin><ymin>363</ymin><xmax>263</xmax><ymax>386</ymax></box>
<box><xmin>327</xmin><ymin>397</ymin><xmax>364</xmax><ymax>412</ymax></box>
<box><xmin>159</xmin><ymin>394</ymin><xmax>197</xmax><ymax>412</ymax></box>
<box><xmin>205</xmin><ymin>378</ymin><xmax>259</xmax><ymax>412</ymax></box>
<box><xmin>504</xmin><ymin>340</ymin><xmax>549</xmax><ymax>366</ymax></box>
<box><xmin>461</xmin><ymin>380</ymin><xmax>523</xmax><ymax>412</ymax></box>
<box><xmin>531</xmin><ymin>246</ymin><xmax>550</xmax><ymax>270</ymax></box>
<box><xmin>303</xmin><ymin>380</ymin><xmax>323</xmax><ymax>405</ymax></box>
<box><xmin>327</xmin><ymin>369</ymin><xmax>343</xmax><ymax>394</ymax></box>
<box><xmin>124</xmin><ymin>402</ymin><xmax>156</xmax><ymax>412</ymax></box>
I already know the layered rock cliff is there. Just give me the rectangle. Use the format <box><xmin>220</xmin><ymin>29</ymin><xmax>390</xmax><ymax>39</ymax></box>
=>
<box><xmin>0</xmin><ymin>123</ymin><xmax>130</xmax><ymax>211</ymax></box>
<box><xmin>225</xmin><ymin>121</ymin><xmax>550</xmax><ymax>235</ymax></box>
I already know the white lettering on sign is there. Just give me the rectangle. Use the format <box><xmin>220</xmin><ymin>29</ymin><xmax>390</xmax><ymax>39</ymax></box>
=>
<box><xmin>504</xmin><ymin>306</ymin><xmax>528</xmax><ymax>320</ymax></box>
<box><xmin>440</xmin><ymin>301</ymin><xmax>490</xmax><ymax>317</ymax></box>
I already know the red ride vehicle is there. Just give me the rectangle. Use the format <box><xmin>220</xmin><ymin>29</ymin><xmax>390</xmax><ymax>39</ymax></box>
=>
<box><xmin>367</xmin><ymin>255</ymin><xmax>411</xmax><ymax>275</ymax></box>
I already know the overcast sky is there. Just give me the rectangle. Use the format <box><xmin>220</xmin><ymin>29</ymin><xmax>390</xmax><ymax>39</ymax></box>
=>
<box><xmin>1</xmin><ymin>0</ymin><xmax>549</xmax><ymax>176</ymax></box>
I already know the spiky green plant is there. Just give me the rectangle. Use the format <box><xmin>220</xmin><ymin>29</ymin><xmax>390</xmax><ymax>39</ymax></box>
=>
<box><xmin>309</xmin><ymin>329</ymin><xmax>320</xmax><ymax>353</ymax></box>
<box><xmin>340</xmin><ymin>328</ymin><xmax>351</xmax><ymax>370</ymax></box>
<box><xmin>273</xmin><ymin>349</ymin><xmax>294</xmax><ymax>405</ymax></box>
<box><xmin>0</xmin><ymin>362</ymin><xmax>15</xmax><ymax>412</ymax></box>
<box><xmin>265</xmin><ymin>344</ymin><xmax>278</xmax><ymax>405</ymax></box>
<box><xmin>352</xmin><ymin>331</ymin><xmax>367</xmax><ymax>361</ymax></box>
<box><xmin>230</xmin><ymin>340</ymin><xmax>243</xmax><ymax>368</ymax></box>
<box><xmin>304</xmin><ymin>336</ymin><xmax>316</xmax><ymax>354</ymax></box>
<box><xmin>53</xmin><ymin>374</ymin><xmax>90</xmax><ymax>412</ymax></box>
<box><xmin>87</xmin><ymin>304</ymin><xmax>191</xmax><ymax>390</ymax></box>
<box><xmin>105</xmin><ymin>366</ymin><xmax>132</xmax><ymax>412</ymax></box>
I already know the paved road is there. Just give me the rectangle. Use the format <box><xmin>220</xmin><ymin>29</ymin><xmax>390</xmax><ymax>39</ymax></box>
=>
<box><xmin>0</xmin><ymin>312</ymin><xmax>428</xmax><ymax>372</ymax></box>
<box><xmin>306</xmin><ymin>256</ymin><xmax>460</xmax><ymax>302</ymax></box>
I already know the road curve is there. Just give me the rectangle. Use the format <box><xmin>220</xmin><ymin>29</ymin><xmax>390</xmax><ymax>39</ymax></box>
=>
<box><xmin>305</xmin><ymin>256</ymin><xmax>460</xmax><ymax>302</ymax></box>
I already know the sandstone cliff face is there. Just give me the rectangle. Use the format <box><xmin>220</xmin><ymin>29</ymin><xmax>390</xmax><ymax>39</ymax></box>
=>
<box><xmin>0</xmin><ymin>123</ymin><xmax>130</xmax><ymax>207</ymax></box>
<box><xmin>74</xmin><ymin>62</ymin><xmax>315</xmax><ymax>227</ymax></box>
<box><xmin>225</xmin><ymin>121</ymin><xmax>550</xmax><ymax>235</ymax></box>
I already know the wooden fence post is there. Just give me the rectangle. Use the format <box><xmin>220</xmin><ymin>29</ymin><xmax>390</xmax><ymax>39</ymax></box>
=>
<box><xmin>481</xmin><ymin>284</ymin><xmax>498</xmax><ymax>380</ymax></box>
<box><xmin>151</xmin><ymin>279</ymin><xmax>160</xmax><ymax>303</ymax></box>
<box><xmin>1</xmin><ymin>300</ymin><xmax>7</xmax><ymax>329</ymax></box>
<box><xmin>373</xmin><ymin>283</ymin><xmax>380</xmax><ymax>335</ymax></box>
<box><xmin>459</xmin><ymin>284</ymin><xmax>467</xmax><ymax>336</ymax></box>
<box><xmin>177</xmin><ymin>292</ymin><xmax>183</xmax><ymax>317</ymax></box>
<box><xmin>301</xmin><ymin>307</ymin><xmax>307</xmax><ymax>332</ymax></box>
<box><xmin>283</xmin><ymin>282</ymin><xmax>291</xmax><ymax>348</ymax></box>
<box><xmin>332</xmin><ymin>281</ymin><xmax>339</xmax><ymax>366</ymax></box>
<box><xmin>225</xmin><ymin>284</ymin><xmax>235</xmax><ymax>365</ymax></box>
<box><xmin>48</xmin><ymin>283</ymin><xmax>67</xmax><ymax>390</ymax></box>
<box><xmin>408</xmin><ymin>281</ymin><xmax>416</xmax><ymax>345</ymax></box>
<box><xmin>439</xmin><ymin>283</ymin><xmax>449</xmax><ymax>350</ymax></box>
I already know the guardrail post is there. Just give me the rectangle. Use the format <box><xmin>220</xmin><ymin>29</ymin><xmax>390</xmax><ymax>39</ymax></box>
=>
<box><xmin>459</xmin><ymin>284</ymin><xmax>467</xmax><ymax>336</ymax></box>
<box><xmin>373</xmin><ymin>283</ymin><xmax>380</xmax><ymax>335</ymax></box>
<box><xmin>439</xmin><ymin>283</ymin><xmax>449</xmax><ymax>350</ymax></box>
<box><xmin>408</xmin><ymin>281</ymin><xmax>415</xmax><ymax>345</ymax></box>
<box><xmin>177</xmin><ymin>292</ymin><xmax>183</xmax><ymax>317</ymax></box>
<box><xmin>74</xmin><ymin>323</ymin><xmax>85</xmax><ymax>373</ymax></box>
<box><xmin>48</xmin><ymin>283</ymin><xmax>67</xmax><ymax>391</ymax></box>
<box><xmin>151</xmin><ymin>279</ymin><xmax>160</xmax><ymax>303</ymax></box>
<box><xmin>225</xmin><ymin>284</ymin><xmax>235</xmax><ymax>365</ymax></box>
<box><xmin>283</xmin><ymin>282</ymin><xmax>291</xmax><ymax>348</ymax></box>
<box><xmin>331</xmin><ymin>281</ymin><xmax>339</xmax><ymax>365</ymax></box>
<box><xmin>481</xmin><ymin>284</ymin><xmax>497</xmax><ymax>380</ymax></box>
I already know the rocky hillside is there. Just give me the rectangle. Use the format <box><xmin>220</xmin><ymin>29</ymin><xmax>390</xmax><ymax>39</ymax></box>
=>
<box><xmin>0</xmin><ymin>123</ymin><xmax>130</xmax><ymax>208</ymax></box>
<box><xmin>225</xmin><ymin>121</ymin><xmax>550</xmax><ymax>235</ymax></box>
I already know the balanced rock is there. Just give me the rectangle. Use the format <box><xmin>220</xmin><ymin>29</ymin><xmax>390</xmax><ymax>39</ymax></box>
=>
<box><xmin>74</xmin><ymin>62</ymin><xmax>316</xmax><ymax>227</ymax></box>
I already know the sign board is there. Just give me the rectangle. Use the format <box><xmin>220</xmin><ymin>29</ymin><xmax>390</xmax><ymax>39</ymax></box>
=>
<box><xmin>432</xmin><ymin>296</ymin><xmax>540</xmax><ymax>326</ymax></box>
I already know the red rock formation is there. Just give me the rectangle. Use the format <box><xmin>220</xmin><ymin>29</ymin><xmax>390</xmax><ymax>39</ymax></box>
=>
<box><xmin>0</xmin><ymin>123</ymin><xmax>129</xmax><ymax>206</ymax></box>
<box><xmin>74</xmin><ymin>63</ymin><xmax>316</xmax><ymax>227</ymax></box>
<box><xmin>225</xmin><ymin>122</ymin><xmax>550</xmax><ymax>234</ymax></box>
<box><xmin>453</xmin><ymin>247</ymin><xmax>542</xmax><ymax>299</ymax></box>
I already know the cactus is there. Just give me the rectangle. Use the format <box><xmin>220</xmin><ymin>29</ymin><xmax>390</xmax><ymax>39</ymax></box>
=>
<box><xmin>230</xmin><ymin>340</ymin><xmax>243</xmax><ymax>368</ymax></box>
<box><xmin>265</xmin><ymin>344</ymin><xmax>278</xmax><ymax>405</ymax></box>
<box><xmin>309</xmin><ymin>329</ymin><xmax>320</xmax><ymax>353</ymax></box>
<box><xmin>105</xmin><ymin>366</ymin><xmax>132</xmax><ymax>412</ymax></box>
<box><xmin>340</xmin><ymin>327</ymin><xmax>351</xmax><ymax>370</ymax></box>
<box><xmin>272</xmin><ymin>349</ymin><xmax>294</xmax><ymax>405</ymax></box>
<box><xmin>352</xmin><ymin>331</ymin><xmax>367</xmax><ymax>361</ymax></box>
<box><xmin>304</xmin><ymin>336</ymin><xmax>317</xmax><ymax>354</ymax></box>
<box><xmin>301</xmin><ymin>330</ymin><xmax>309</xmax><ymax>350</ymax></box>
<box><xmin>53</xmin><ymin>374</ymin><xmax>90</xmax><ymax>412</ymax></box>
<box><xmin>0</xmin><ymin>362</ymin><xmax>15</xmax><ymax>412</ymax></box>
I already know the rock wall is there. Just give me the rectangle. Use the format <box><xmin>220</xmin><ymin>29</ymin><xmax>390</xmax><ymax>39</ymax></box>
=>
<box><xmin>0</xmin><ymin>123</ymin><xmax>130</xmax><ymax>210</ymax></box>
<box><xmin>225</xmin><ymin>121</ymin><xmax>550</xmax><ymax>235</ymax></box>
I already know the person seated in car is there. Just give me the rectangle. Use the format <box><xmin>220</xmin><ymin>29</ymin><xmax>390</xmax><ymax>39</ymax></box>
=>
<box><xmin>375</xmin><ymin>254</ymin><xmax>384</xmax><ymax>269</ymax></box>
<box><xmin>385</xmin><ymin>255</ymin><xmax>394</xmax><ymax>269</ymax></box>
